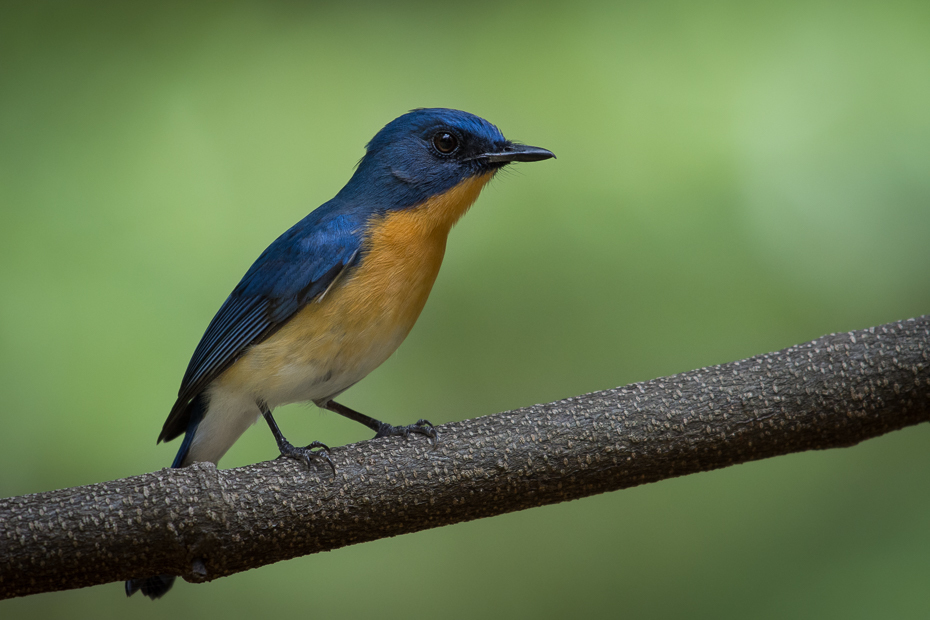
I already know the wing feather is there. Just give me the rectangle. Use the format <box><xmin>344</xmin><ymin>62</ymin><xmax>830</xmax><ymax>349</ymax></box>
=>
<box><xmin>157</xmin><ymin>207</ymin><xmax>364</xmax><ymax>443</ymax></box>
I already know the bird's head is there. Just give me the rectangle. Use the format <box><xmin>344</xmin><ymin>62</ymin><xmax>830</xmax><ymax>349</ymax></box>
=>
<box><xmin>338</xmin><ymin>108</ymin><xmax>554</xmax><ymax>211</ymax></box>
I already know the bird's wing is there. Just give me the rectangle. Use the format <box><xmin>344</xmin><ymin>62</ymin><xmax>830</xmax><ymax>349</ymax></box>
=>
<box><xmin>157</xmin><ymin>211</ymin><xmax>363</xmax><ymax>443</ymax></box>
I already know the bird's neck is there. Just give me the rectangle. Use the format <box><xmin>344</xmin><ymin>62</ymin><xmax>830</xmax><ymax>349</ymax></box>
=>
<box><xmin>414</xmin><ymin>171</ymin><xmax>495</xmax><ymax>234</ymax></box>
<box><xmin>369</xmin><ymin>172</ymin><xmax>495</xmax><ymax>242</ymax></box>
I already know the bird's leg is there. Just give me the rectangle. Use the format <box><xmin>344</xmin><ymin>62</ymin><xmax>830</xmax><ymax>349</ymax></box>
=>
<box><xmin>258</xmin><ymin>401</ymin><xmax>335</xmax><ymax>473</ymax></box>
<box><xmin>321</xmin><ymin>400</ymin><xmax>438</xmax><ymax>443</ymax></box>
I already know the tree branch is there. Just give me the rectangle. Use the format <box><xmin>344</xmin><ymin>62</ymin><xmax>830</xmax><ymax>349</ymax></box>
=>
<box><xmin>2</xmin><ymin>317</ymin><xmax>929</xmax><ymax>599</ymax></box>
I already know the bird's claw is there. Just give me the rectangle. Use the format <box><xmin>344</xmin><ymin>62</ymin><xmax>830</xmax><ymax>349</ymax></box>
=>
<box><xmin>374</xmin><ymin>419</ymin><xmax>439</xmax><ymax>447</ymax></box>
<box><xmin>277</xmin><ymin>439</ymin><xmax>335</xmax><ymax>474</ymax></box>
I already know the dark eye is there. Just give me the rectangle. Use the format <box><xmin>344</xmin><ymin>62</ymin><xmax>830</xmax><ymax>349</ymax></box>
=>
<box><xmin>432</xmin><ymin>131</ymin><xmax>459</xmax><ymax>154</ymax></box>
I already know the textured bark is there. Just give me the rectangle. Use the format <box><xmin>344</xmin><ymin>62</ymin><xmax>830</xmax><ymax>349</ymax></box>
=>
<box><xmin>2</xmin><ymin>317</ymin><xmax>929</xmax><ymax>599</ymax></box>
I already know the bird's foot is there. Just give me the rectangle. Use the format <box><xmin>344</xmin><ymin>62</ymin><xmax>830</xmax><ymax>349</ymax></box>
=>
<box><xmin>276</xmin><ymin>440</ymin><xmax>335</xmax><ymax>473</ymax></box>
<box><xmin>374</xmin><ymin>419</ymin><xmax>438</xmax><ymax>445</ymax></box>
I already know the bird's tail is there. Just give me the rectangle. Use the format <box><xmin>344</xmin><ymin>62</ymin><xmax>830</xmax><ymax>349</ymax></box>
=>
<box><xmin>125</xmin><ymin>574</ymin><xmax>176</xmax><ymax>599</ymax></box>
<box><xmin>125</xmin><ymin>394</ymin><xmax>206</xmax><ymax>599</ymax></box>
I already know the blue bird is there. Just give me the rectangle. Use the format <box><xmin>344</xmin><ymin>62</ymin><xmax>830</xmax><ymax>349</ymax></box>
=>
<box><xmin>126</xmin><ymin>108</ymin><xmax>553</xmax><ymax>599</ymax></box>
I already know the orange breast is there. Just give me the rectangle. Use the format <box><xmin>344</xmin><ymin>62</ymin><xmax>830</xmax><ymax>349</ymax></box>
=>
<box><xmin>215</xmin><ymin>172</ymin><xmax>495</xmax><ymax>404</ymax></box>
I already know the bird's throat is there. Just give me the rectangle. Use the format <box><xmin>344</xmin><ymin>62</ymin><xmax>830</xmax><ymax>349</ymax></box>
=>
<box><xmin>384</xmin><ymin>171</ymin><xmax>495</xmax><ymax>236</ymax></box>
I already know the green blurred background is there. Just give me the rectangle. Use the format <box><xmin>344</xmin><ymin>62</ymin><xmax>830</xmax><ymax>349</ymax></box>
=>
<box><xmin>2</xmin><ymin>1</ymin><xmax>929</xmax><ymax>618</ymax></box>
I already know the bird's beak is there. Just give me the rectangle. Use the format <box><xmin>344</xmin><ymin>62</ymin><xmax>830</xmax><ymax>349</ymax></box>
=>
<box><xmin>480</xmin><ymin>143</ymin><xmax>556</xmax><ymax>163</ymax></box>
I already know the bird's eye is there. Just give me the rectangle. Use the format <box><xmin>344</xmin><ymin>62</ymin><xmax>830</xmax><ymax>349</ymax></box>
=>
<box><xmin>432</xmin><ymin>132</ymin><xmax>459</xmax><ymax>154</ymax></box>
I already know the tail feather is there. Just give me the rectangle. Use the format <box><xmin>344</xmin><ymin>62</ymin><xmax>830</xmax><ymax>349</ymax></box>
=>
<box><xmin>126</xmin><ymin>395</ymin><xmax>206</xmax><ymax>600</ymax></box>
<box><xmin>125</xmin><ymin>575</ymin><xmax>176</xmax><ymax>599</ymax></box>
<box><xmin>171</xmin><ymin>394</ymin><xmax>206</xmax><ymax>468</ymax></box>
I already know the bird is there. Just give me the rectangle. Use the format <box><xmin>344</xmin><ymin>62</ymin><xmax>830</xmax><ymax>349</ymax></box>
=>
<box><xmin>125</xmin><ymin>108</ymin><xmax>554</xmax><ymax>599</ymax></box>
